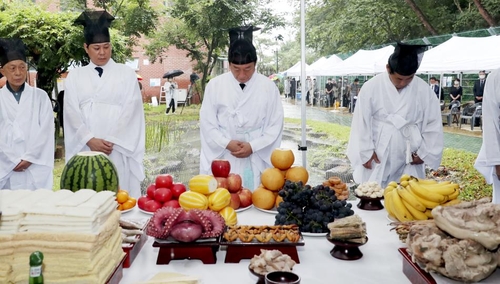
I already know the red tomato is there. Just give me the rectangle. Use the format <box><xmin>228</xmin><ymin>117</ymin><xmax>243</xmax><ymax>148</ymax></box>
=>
<box><xmin>154</xmin><ymin>187</ymin><xmax>173</xmax><ymax>203</ymax></box>
<box><xmin>137</xmin><ymin>196</ymin><xmax>152</xmax><ymax>210</ymax></box>
<box><xmin>144</xmin><ymin>200</ymin><xmax>162</xmax><ymax>213</ymax></box>
<box><xmin>162</xmin><ymin>199</ymin><xmax>180</xmax><ymax>208</ymax></box>
<box><xmin>146</xmin><ymin>183</ymin><xmax>156</xmax><ymax>199</ymax></box>
<box><xmin>171</xmin><ymin>183</ymin><xmax>187</xmax><ymax>199</ymax></box>
<box><xmin>155</xmin><ymin>174</ymin><xmax>174</xmax><ymax>189</ymax></box>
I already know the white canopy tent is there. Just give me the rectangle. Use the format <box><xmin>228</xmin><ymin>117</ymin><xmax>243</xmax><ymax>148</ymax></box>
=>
<box><xmin>323</xmin><ymin>46</ymin><xmax>395</xmax><ymax>76</ymax></box>
<box><xmin>310</xmin><ymin>54</ymin><xmax>344</xmax><ymax>76</ymax></box>
<box><xmin>309</xmin><ymin>57</ymin><xmax>328</xmax><ymax>70</ymax></box>
<box><xmin>418</xmin><ymin>36</ymin><xmax>500</xmax><ymax>74</ymax></box>
<box><xmin>283</xmin><ymin>61</ymin><xmax>312</xmax><ymax>77</ymax></box>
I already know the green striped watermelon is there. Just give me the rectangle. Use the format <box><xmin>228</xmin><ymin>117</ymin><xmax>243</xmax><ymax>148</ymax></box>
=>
<box><xmin>60</xmin><ymin>151</ymin><xmax>119</xmax><ymax>192</ymax></box>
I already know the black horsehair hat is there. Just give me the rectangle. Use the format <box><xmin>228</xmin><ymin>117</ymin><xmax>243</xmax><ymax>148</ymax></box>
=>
<box><xmin>74</xmin><ymin>10</ymin><xmax>115</xmax><ymax>45</ymax></box>
<box><xmin>388</xmin><ymin>42</ymin><xmax>428</xmax><ymax>76</ymax></box>
<box><xmin>0</xmin><ymin>38</ymin><xmax>27</xmax><ymax>67</ymax></box>
<box><xmin>228</xmin><ymin>26</ymin><xmax>260</xmax><ymax>65</ymax></box>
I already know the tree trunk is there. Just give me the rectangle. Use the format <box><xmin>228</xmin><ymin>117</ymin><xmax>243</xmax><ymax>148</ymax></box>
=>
<box><xmin>472</xmin><ymin>0</ymin><xmax>497</xmax><ymax>27</ymax></box>
<box><xmin>404</xmin><ymin>0</ymin><xmax>439</xmax><ymax>35</ymax></box>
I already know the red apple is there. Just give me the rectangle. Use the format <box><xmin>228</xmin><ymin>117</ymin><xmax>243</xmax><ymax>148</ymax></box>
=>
<box><xmin>155</xmin><ymin>174</ymin><xmax>174</xmax><ymax>189</ymax></box>
<box><xmin>163</xmin><ymin>199</ymin><xmax>180</xmax><ymax>208</ymax></box>
<box><xmin>171</xmin><ymin>183</ymin><xmax>187</xmax><ymax>199</ymax></box>
<box><xmin>211</xmin><ymin>159</ymin><xmax>231</xmax><ymax>178</ymax></box>
<box><xmin>215</xmin><ymin>177</ymin><xmax>229</xmax><ymax>189</ymax></box>
<box><xmin>238</xmin><ymin>188</ymin><xmax>253</xmax><ymax>208</ymax></box>
<box><xmin>144</xmin><ymin>199</ymin><xmax>162</xmax><ymax>213</ymax></box>
<box><xmin>154</xmin><ymin>187</ymin><xmax>173</xmax><ymax>203</ymax></box>
<box><xmin>137</xmin><ymin>195</ymin><xmax>152</xmax><ymax>210</ymax></box>
<box><xmin>227</xmin><ymin>173</ymin><xmax>242</xmax><ymax>193</ymax></box>
<box><xmin>229</xmin><ymin>193</ymin><xmax>241</xmax><ymax>210</ymax></box>
<box><xmin>146</xmin><ymin>183</ymin><xmax>156</xmax><ymax>199</ymax></box>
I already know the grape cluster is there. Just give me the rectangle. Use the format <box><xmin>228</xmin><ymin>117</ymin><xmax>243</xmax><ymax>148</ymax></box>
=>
<box><xmin>274</xmin><ymin>181</ymin><xmax>354</xmax><ymax>233</ymax></box>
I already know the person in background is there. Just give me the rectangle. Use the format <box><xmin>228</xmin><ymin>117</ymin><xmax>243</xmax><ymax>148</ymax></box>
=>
<box><xmin>449</xmin><ymin>78</ymin><xmax>462</xmax><ymax>109</ymax></box>
<box><xmin>0</xmin><ymin>38</ymin><xmax>54</xmax><ymax>189</ymax></box>
<box><xmin>305</xmin><ymin>76</ymin><xmax>312</xmax><ymax>105</ymax></box>
<box><xmin>347</xmin><ymin>43</ymin><xmax>443</xmax><ymax>188</ymax></box>
<box><xmin>473</xmin><ymin>70</ymin><xmax>486</xmax><ymax>104</ymax></box>
<box><xmin>199</xmin><ymin>26</ymin><xmax>284</xmax><ymax>190</ymax></box>
<box><xmin>429</xmin><ymin>76</ymin><xmax>439</xmax><ymax>98</ymax></box>
<box><xmin>325</xmin><ymin>78</ymin><xmax>335</xmax><ymax>108</ymax></box>
<box><xmin>475</xmin><ymin>67</ymin><xmax>500</xmax><ymax>203</ymax></box>
<box><xmin>290</xmin><ymin>77</ymin><xmax>296</xmax><ymax>99</ymax></box>
<box><xmin>164</xmin><ymin>77</ymin><xmax>177</xmax><ymax>115</ymax></box>
<box><xmin>349</xmin><ymin>78</ymin><xmax>360</xmax><ymax>113</ymax></box>
<box><xmin>64</xmin><ymin>10</ymin><xmax>145</xmax><ymax>197</ymax></box>
<box><xmin>284</xmin><ymin>77</ymin><xmax>290</xmax><ymax>98</ymax></box>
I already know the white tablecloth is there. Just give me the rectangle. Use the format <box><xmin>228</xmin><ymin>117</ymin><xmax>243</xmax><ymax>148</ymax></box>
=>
<box><xmin>120</xmin><ymin>201</ymin><xmax>500</xmax><ymax>284</ymax></box>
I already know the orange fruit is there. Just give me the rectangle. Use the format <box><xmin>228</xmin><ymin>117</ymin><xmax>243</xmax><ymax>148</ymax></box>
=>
<box><xmin>117</xmin><ymin>204</ymin><xmax>124</xmax><ymax>211</ymax></box>
<box><xmin>275</xmin><ymin>195</ymin><xmax>284</xmax><ymax>208</ymax></box>
<box><xmin>122</xmin><ymin>199</ymin><xmax>135</xmax><ymax>210</ymax></box>
<box><xmin>270</xmin><ymin>148</ymin><xmax>295</xmax><ymax>170</ymax></box>
<box><xmin>116</xmin><ymin>191</ymin><xmax>129</xmax><ymax>204</ymax></box>
<box><xmin>252</xmin><ymin>187</ymin><xmax>276</xmax><ymax>210</ymax></box>
<box><xmin>261</xmin><ymin>168</ymin><xmax>285</xmax><ymax>191</ymax></box>
<box><xmin>128</xmin><ymin>197</ymin><xmax>137</xmax><ymax>207</ymax></box>
<box><xmin>285</xmin><ymin>166</ymin><xmax>309</xmax><ymax>185</ymax></box>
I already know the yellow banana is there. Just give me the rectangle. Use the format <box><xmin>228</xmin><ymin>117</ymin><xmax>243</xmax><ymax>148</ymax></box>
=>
<box><xmin>401</xmin><ymin>200</ymin><xmax>428</xmax><ymax>220</ymax></box>
<box><xmin>397</xmin><ymin>187</ymin><xmax>426</xmax><ymax>212</ymax></box>
<box><xmin>391</xmin><ymin>188</ymin><xmax>414</xmax><ymax>221</ymax></box>
<box><xmin>400</xmin><ymin>174</ymin><xmax>411</xmax><ymax>182</ymax></box>
<box><xmin>437</xmin><ymin>180</ymin><xmax>452</xmax><ymax>185</ymax></box>
<box><xmin>388</xmin><ymin>181</ymin><xmax>398</xmax><ymax>188</ymax></box>
<box><xmin>384</xmin><ymin>185</ymin><xmax>396</xmax><ymax>196</ymax></box>
<box><xmin>441</xmin><ymin>199</ymin><xmax>461</xmax><ymax>207</ymax></box>
<box><xmin>384</xmin><ymin>191</ymin><xmax>396</xmax><ymax>219</ymax></box>
<box><xmin>424</xmin><ymin>209</ymin><xmax>433</xmax><ymax>218</ymax></box>
<box><xmin>400</xmin><ymin>180</ymin><xmax>409</xmax><ymax>187</ymax></box>
<box><xmin>408</xmin><ymin>180</ymin><xmax>446</xmax><ymax>204</ymax></box>
<box><xmin>416</xmin><ymin>178</ymin><xmax>438</xmax><ymax>185</ymax></box>
<box><xmin>407</xmin><ymin>185</ymin><xmax>441</xmax><ymax>208</ymax></box>
<box><xmin>422</xmin><ymin>182</ymin><xmax>458</xmax><ymax>196</ymax></box>
<box><xmin>447</xmin><ymin>188</ymin><xmax>460</xmax><ymax>200</ymax></box>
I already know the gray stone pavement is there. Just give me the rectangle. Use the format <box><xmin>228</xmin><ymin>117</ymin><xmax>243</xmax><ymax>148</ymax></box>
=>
<box><xmin>281</xmin><ymin>97</ymin><xmax>482</xmax><ymax>154</ymax></box>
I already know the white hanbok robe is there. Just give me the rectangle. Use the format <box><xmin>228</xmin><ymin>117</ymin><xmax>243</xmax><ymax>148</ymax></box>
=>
<box><xmin>0</xmin><ymin>84</ymin><xmax>54</xmax><ymax>189</ymax></box>
<box><xmin>475</xmin><ymin>67</ymin><xmax>500</xmax><ymax>203</ymax></box>
<box><xmin>64</xmin><ymin>59</ymin><xmax>146</xmax><ymax>197</ymax></box>
<box><xmin>199</xmin><ymin>72</ymin><xmax>284</xmax><ymax>190</ymax></box>
<box><xmin>347</xmin><ymin>72</ymin><xmax>443</xmax><ymax>188</ymax></box>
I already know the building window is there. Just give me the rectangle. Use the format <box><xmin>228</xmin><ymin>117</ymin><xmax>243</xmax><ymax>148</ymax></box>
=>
<box><xmin>126</xmin><ymin>58</ymin><xmax>139</xmax><ymax>70</ymax></box>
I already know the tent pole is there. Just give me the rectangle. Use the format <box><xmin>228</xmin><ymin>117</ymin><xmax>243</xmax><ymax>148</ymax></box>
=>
<box><xmin>299</xmin><ymin>0</ymin><xmax>307</xmax><ymax>168</ymax></box>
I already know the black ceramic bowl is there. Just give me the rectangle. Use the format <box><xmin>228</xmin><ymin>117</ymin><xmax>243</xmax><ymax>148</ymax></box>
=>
<box><xmin>265</xmin><ymin>271</ymin><xmax>301</xmax><ymax>284</ymax></box>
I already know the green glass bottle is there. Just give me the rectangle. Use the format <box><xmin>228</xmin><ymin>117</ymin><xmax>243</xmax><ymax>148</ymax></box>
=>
<box><xmin>29</xmin><ymin>251</ymin><xmax>44</xmax><ymax>284</ymax></box>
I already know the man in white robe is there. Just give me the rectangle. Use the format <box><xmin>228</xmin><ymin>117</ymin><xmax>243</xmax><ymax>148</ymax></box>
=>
<box><xmin>475</xmin><ymin>68</ymin><xmax>500</xmax><ymax>203</ymax></box>
<box><xmin>199</xmin><ymin>26</ymin><xmax>284</xmax><ymax>190</ymax></box>
<box><xmin>64</xmin><ymin>11</ymin><xmax>145</xmax><ymax>197</ymax></box>
<box><xmin>0</xmin><ymin>38</ymin><xmax>54</xmax><ymax>189</ymax></box>
<box><xmin>347</xmin><ymin>43</ymin><xmax>443</xmax><ymax>188</ymax></box>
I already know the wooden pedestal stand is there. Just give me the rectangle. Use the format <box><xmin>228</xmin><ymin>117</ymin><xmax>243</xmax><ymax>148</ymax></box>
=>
<box><xmin>224</xmin><ymin>243</ymin><xmax>303</xmax><ymax>263</ymax></box>
<box><xmin>152</xmin><ymin>239</ymin><xmax>220</xmax><ymax>264</ymax></box>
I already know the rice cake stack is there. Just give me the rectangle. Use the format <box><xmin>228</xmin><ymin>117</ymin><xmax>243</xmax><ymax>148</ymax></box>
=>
<box><xmin>0</xmin><ymin>189</ymin><xmax>125</xmax><ymax>283</ymax></box>
<box><xmin>327</xmin><ymin>214</ymin><xmax>367</xmax><ymax>244</ymax></box>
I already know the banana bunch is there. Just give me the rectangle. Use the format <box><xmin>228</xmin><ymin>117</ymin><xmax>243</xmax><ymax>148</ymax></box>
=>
<box><xmin>384</xmin><ymin>174</ymin><xmax>461</xmax><ymax>222</ymax></box>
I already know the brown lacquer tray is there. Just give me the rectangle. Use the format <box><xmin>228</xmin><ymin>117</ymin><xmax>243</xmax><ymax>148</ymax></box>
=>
<box><xmin>105</xmin><ymin>254</ymin><xmax>126</xmax><ymax>284</ymax></box>
<box><xmin>399</xmin><ymin>248</ymin><xmax>437</xmax><ymax>284</ymax></box>
<box><xmin>355</xmin><ymin>194</ymin><xmax>385</xmax><ymax>211</ymax></box>
<box><xmin>220</xmin><ymin>225</ymin><xmax>305</xmax><ymax>263</ymax></box>
<box><xmin>152</xmin><ymin>236</ymin><xmax>221</xmax><ymax>265</ymax></box>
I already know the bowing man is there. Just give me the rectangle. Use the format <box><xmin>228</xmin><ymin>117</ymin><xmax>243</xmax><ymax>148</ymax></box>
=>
<box><xmin>347</xmin><ymin>43</ymin><xmax>443</xmax><ymax>188</ymax></box>
<box><xmin>199</xmin><ymin>26</ymin><xmax>284</xmax><ymax>190</ymax></box>
<box><xmin>0</xmin><ymin>38</ymin><xmax>54</xmax><ymax>189</ymax></box>
<box><xmin>64</xmin><ymin>10</ymin><xmax>145</xmax><ymax>197</ymax></box>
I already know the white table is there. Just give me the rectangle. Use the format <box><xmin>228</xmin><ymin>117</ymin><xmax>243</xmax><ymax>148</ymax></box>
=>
<box><xmin>121</xmin><ymin>201</ymin><xmax>412</xmax><ymax>284</ymax></box>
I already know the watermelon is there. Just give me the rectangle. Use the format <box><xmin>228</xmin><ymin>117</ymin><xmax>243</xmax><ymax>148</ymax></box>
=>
<box><xmin>60</xmin><ymin>151</ymin><xmax>119</xmax><ymax>192</ymax></box>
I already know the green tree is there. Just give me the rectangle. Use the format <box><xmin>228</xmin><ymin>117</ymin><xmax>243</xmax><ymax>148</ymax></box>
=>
<box><xmin>144</xmin><ymin>0</ymin><xmax>284</xmax><ymax>98</ymax></box>
<box><xmin>0</xmin><ymin>1</ymin><xmax>157</xmax><ymax>96</ymax></box>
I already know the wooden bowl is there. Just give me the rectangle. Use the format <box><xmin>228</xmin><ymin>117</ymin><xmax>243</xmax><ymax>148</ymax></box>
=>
<box><xmin>265</xmin><ymin>271</ymin><xmax>300</xmax><ymax>284</ymax></box>
<box><xmin>355</xmin><ymin>194</ymin><xmax>384</xmax><ymax>211</ymax></box>
<box><xmin>326</xmin><ymin>236</ymin><xmax>368</xmax><ymax>260</ymax></box>
<box><xmin>249</xmin><ymin>266</ymin><xmax>265</xmax><ymax>284</ymax></box>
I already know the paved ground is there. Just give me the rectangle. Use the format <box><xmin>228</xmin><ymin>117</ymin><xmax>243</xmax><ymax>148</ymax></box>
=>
<box><xmin>281</xmin><ymin>97</ymin><xmax>482</xmax><ymax>154</ymax></box>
